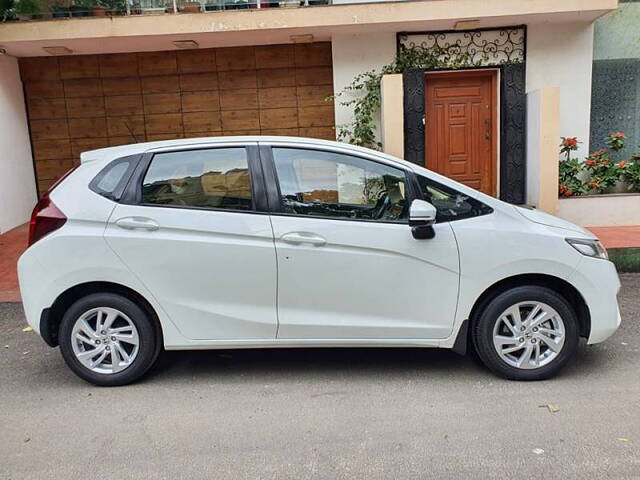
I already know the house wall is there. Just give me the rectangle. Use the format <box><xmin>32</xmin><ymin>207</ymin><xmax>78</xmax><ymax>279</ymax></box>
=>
<box><xmin>526</xmin><ymin>21</ymin><xmax>595</xmax><ymax>159</ymax></box>
<box><xmin>593</xmin><ymin>1</ymin><xmax>640</xmax><ymax>60</ymax></box>
<box><xmin>331</xmin><ymin>32</ymin><xmax>397</xmax><ymax>141</ymax></box>
<box><xmin>0</xmin><ymin>56</ymin><xmax>37</xmax><ymax>234</ymax></box>
<box><xmin>591</xmin><ymin>1</ymin><xmax>640</xmax><ymax>155</ymax></box>
<box><xmin>19</xmin><ymin>43</ymin><xmax>335</xmax><ymax>193</ymax></box>
<box><xmin>333</xmin><ymin>22</ymin><xmax>595</xmax><ymax>164</ymax></box>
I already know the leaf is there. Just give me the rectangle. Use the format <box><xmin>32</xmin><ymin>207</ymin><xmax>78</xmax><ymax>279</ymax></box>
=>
<box><xmin>22</xmin><ymin>326</ymin><xmax>33</xmax><ymax>333</ymax></box>
<box><xmin>532</xmin><ymin>448</ymin><xmax>545</xmax><ymax>455</ymax></box>
<box><xmin>539</xmin><ymin>404</ymin><xmax>560</xmax><ymax>413</ymax></box>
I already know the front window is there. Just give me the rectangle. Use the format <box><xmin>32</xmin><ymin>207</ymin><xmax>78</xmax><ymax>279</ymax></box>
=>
<box><xmin>272</xmin><ymin>148</ymin><xmax>408</xmax><ymax>222</ymax></box>
<box><xmin>141</xmin><ymin>148</ymin><xmax>253</xmax><ymax>211</ymax></box>
<box><xmin>417</xmin><ymin>175</ymin><xmax>493</xmax><ymax>223</ymax></box>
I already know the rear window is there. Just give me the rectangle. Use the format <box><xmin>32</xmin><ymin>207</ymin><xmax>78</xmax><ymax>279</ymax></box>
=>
<box><xmin>89</xmin><ymin>156</ymin><xmax>137</xmax><ymax>200</ymax></box>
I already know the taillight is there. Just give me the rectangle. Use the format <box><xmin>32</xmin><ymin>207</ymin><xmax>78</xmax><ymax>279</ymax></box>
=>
<box><xmin>27</xmin><ymin>168</ymin><xmax>75</xmax><ymax>247</ymax></box>
<box><xmin>28</xmin><ymin>194</ymin><xmax>67</xmax><ymax>247</ymax></box>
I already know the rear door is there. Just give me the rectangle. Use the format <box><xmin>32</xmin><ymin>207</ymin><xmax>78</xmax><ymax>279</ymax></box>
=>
<box><xmin>104</xmin><ymin>143</ymin><xmax>278</xmax><ymax>341</ymax></box>
<box><xmin>261</xmin><ymin>144</ymin><xmax>460</xmax><ymax>340</ymax></box>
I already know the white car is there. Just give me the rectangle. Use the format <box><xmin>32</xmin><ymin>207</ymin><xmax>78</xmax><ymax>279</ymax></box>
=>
<box><xmin>18</xmin><ymin>137</ymin><xmax>621</xmax><ymax>386</ymax></box>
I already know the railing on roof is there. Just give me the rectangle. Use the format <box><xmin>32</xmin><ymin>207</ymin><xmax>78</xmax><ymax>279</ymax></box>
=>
<box><xmin>1</xmin><ymin>0</ymin><xmax>333</xmax><ymax>22</ymax></box>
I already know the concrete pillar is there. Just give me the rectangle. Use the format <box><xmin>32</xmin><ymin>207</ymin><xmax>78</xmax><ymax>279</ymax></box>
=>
<box><xmin>380</xmin><ymin>74</ymin><xmax>404</xmax><ymax>159</ymax></box>
<box><xmin>526</xmin><ymin>87</ymin><xmax>560</xmax><ymax>215</ymax></box>
<box><xmin>0</xmin><ymin>56</ymin><xmax>37</xmax><ymax>234</ymax></box>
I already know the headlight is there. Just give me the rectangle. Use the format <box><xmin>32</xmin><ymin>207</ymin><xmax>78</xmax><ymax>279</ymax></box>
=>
<box><xmin>566</xmin><ymin>238</ymin><xmax>608</xmax><ymax>260</ymax></box>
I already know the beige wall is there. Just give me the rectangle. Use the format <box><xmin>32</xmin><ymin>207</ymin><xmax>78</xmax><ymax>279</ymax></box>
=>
<box><xmin>526</xmin><ymin>87</ymin><xmax>560</xmax><ymax>214</ymax></box>
<box><xmin>526</xmin><ymin>21</ymin><xmax>595</xmax><ymax>158</ymax></box>
<box><xmin>0</xmin><ymin>56</ymin><xmax>37</xmax><ymax>233</ymax></box>
<box><xmin>331</xmin><ymin>31</ymin><xmax>396</xmax><ymax>141</ymax></box>
<box><xmin>380</xmin><ymin>74</ymin><xmax>404</xmax><ymax>158</ymax></box>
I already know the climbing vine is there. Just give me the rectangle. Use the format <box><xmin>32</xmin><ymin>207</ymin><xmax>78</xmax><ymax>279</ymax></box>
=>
<box><xmin>329</xmin><ymin>46</ymin><xmax>482</xmax><ymax>150</ymax></box>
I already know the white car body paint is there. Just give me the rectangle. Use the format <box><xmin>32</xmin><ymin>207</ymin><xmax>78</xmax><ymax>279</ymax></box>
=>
<box><xmin>18</xmin><ymin>136</ymin><xmax>621</xmax><ymax>351</ymax></box>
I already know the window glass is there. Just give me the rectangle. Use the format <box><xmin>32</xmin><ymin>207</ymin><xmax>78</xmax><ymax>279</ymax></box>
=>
<box><xmin>142</xmin><ymin>148</ymin><xmax>252</xmax><ymax>210</ymax></box>
<box><xmin>272</xmin><ymin>148</ymin><xmax>408</xmax><ymax>222</ymax></box>
<box><xmin>90</xmin><ymin>157</ymin><xmax>135</xmax><ymax>200</ymax></box>
<box><xmin>97</xmin><ymin>162</ymin><xmax>130</xmax><ymax>193</ymax></box>
<box><xmin>417</xmin><ymin>175</ymin><xmax>493</xmax><ymax>223</ymax></box>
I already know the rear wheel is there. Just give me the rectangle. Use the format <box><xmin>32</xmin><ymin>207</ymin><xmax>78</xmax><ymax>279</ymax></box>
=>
<box><xmin>59</xmin><ymin>293</ymin><xmax>159</xmax><ymax>386</ymax></box>
<box><xmin>472</xmin><ymin>286</ymin><xmax>579</xmax><ymax>381</ymax></box>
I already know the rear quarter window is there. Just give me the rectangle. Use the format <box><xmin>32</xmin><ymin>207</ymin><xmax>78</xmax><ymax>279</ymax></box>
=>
<box><xmin>89</xmin><ymin>155</ymin><xmax>138</xmax><ymax>201</ymax></box>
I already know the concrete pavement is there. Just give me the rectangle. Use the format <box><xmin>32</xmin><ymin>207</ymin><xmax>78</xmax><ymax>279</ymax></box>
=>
<box><xmin>1</xmin><ymin>275</ymin><xmax>639</xmax><ymax>479</ymax></box>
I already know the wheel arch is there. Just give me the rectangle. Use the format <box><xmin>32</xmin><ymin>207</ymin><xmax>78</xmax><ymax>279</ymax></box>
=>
<box><xmin>42</xmin><ymin>281</ymin><xmax>164</xmax><ymax>348</ymax></box>
<box><xmin>467</xmin><ymin>273</ymin><xmax>591</xmax><ymax>343</ymax></box>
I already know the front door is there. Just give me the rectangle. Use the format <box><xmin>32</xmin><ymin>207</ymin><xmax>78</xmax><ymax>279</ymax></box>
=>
<box><xmin>425</xmin><ymin>70</ymin><xmax>497</xmax><ymax>196</ymax></box>
<box><xmin>265</xmin><ymin>145</ymin><xmax>460</xmax><ymax>340</ymax></box>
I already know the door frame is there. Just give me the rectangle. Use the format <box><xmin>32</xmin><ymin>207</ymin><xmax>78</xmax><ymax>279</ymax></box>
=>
<box><xmin>424</xmin><ymin>68</ymin><xmax>499</xmax><ymax>197</ymax></box>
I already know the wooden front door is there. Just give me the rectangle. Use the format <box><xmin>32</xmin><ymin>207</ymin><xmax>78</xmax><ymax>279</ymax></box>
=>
<box><xmin>425</xmin><ymin>70</ymin><xmax>497</xmax><ymax>196</ymax></box>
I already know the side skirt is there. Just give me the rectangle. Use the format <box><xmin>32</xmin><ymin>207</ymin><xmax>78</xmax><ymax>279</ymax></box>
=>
<box><xmin>164</xmin><ymin>338</ymin><xmax>444</xmax><ymax>351</ymax></box>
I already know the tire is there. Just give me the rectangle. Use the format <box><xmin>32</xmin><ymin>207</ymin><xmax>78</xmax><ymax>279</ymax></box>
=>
<box><xmin>59</xmin><ymin>293</ymin><xmax>159</xmax><ymax>386</ymax></box>
<box><xmin>471</xmin><ymin>286</ymin><xmax>579</xmax><ymax>381</ymax></box>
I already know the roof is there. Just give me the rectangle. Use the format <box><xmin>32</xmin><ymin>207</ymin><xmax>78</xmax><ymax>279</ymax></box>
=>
<box><xmin>79</xmin><ymin>135</ymin><xmax>411</xmax><ymax>169</ymax></box>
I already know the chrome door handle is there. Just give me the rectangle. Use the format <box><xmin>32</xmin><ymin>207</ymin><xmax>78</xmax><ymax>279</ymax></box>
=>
<box><xmin>280</xmin><ymin>232</ymin><xmax>327</xmax><ymax>246</ymax></box>
<box><xmin>115</xmin><ymin>217</ymin><xmax>159</xmax><ymax>231</ymax></box>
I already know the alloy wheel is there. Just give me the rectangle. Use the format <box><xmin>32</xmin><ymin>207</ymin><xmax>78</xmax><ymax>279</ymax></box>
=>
<box><xmin>492</xmin><ymin>301</ymin><xmax>566</xmax><ymax>370</ymax></box>
<box><xmin>70</xmin><ymin>307</ymin><xmax>140</xmax><ymax>374</ymax></box>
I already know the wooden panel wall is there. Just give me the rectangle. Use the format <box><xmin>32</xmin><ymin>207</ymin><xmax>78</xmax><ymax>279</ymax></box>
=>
<box><xmin>19</xmin><ymin>42</ymin><xmax>335</xmax><ymax>193</ymax></box>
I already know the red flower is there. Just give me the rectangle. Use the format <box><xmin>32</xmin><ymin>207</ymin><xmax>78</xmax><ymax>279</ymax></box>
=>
<box><xmin>562</xmin><ymin>137</ymin><xmax>578</xmax><ymax>148</ymax></box>
<box><xmin>611</xmin><ymin>132</ymin><xmax>626</xmax><ymax>138</ymax></box>
<box><xmin>585</xmin><ymin>159</ymin><xmax>596</xmax><ymax>167</ymax></box>
<box><xmin>565</xmin><ymin>189</ymin><xmax>573</xmax><ymax>196</ymax></box>
<box><xmin>618</xmin><ymin>162</ymin><xmax>628</xmax><ymax>168</ymax></box>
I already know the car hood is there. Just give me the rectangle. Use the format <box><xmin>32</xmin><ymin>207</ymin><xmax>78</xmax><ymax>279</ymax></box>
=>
<box><xmin>514</xmin><ymin>206</ymin><xmax>595</xmax><ymax>237</ymax></box>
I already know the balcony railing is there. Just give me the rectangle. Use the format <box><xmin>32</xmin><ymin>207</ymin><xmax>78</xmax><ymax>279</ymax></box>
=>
<box><xmin>1</xmin><ymin>0</ymin><xmax>333</xmax><ymax>22</ymax></box>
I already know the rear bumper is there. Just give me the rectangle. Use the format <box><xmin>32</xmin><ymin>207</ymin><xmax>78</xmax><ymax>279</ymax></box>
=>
<box><xmin>568</xmin><ymin>256</ymin><xmax>621</xmax><ymax>344</ymax></box>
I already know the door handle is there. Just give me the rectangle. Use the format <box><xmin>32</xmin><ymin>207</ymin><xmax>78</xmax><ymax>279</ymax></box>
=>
<box><xmin>115</xmin><ymin>217</ymin><xmax>159</xmax><ymax>231</ymax></box>
<box><xmin>280</xmin><ymin>232</ymin><xmax>327</xmax><ymax>246</ymax></box>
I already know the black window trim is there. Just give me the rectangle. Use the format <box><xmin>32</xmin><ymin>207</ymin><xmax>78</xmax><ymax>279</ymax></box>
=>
<box><xmin>119</xmin><ymin>144</ymin><xmax>270</xmax><ymax>215</ymax></box>
<box><xmin>258</xmin><ymin>144</ymin><xmax>419</xmax><ymax>225</ymax></box>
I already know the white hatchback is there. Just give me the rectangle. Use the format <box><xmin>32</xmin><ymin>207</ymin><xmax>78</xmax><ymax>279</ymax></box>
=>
<box><xmin>18</xmin><ymin>137</ymin><xmax>621</xmax><ymax>385</ymax></box>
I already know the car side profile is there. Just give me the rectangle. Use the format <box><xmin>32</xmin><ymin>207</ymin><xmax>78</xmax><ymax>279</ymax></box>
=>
<box><xmin>18</xmin><ymin>136</ymin><xmax>621</xmax><ymax>386</ymax></box>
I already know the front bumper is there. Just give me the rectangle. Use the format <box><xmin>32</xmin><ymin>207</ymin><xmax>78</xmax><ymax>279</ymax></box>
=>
<box><xmin>568</xmin><ymin>256</ymin><xmax>622</xmax><ymax>344</ymax></box>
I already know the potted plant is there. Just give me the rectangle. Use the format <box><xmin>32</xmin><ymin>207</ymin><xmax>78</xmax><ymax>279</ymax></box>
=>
<box><xmin>14</xmin><ymin>0</ymin><xmax>42</xmax><ymax>19</ymax></box>
<box><xmin>91</xmin><ymin>0</ymin><xmax>107</xmax><ymax>16</ymax></box>
<box><xmin>182</xmin><ymin>0</ymin><xmax>200</xmax><ymax>12</ymax></box>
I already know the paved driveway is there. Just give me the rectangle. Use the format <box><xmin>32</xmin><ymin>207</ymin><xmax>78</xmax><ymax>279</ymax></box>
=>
<box><xmin>1</xmin><ymin>275</ymin><xmax>639</xmax><ymax>479</ymax></box>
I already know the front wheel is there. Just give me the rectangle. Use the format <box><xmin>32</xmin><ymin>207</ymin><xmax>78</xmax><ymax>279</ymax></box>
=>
<box><xmin>471</xmin><ymin>286</ymin><xmax>579</xmax><ymax>381</ymax></box>
<box><xmin>59</xmin><ymin>293</ymin><xmax>160</xmax><ymax>386</ymax></box>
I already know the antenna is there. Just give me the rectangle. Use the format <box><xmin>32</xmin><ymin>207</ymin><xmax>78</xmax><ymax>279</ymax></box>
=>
<box><xmin>124</xmin><ymin>121</ymin><xmax>140</xmax><ymax>143</ymax></box>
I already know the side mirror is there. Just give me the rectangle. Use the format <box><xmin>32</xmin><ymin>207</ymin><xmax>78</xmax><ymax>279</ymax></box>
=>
<box><xmin>409</xmin><ymin>199</ymin><xmax>436</xmax><ymax>240</ymax></box>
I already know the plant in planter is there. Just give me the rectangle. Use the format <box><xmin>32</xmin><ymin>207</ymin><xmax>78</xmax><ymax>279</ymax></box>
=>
<box><xmin>622</xmin><ymin>157</ymin><xmax>640</xmax><ymax>192</ymax></box>
<box><xmin>605</xmin><ymin>131</ymin><xmax>626</xmax><ymax>154</ymax></box>
<box><xmin>558</xmin><ymin>137</ymin><xmax>586</xmax><ymax>197</ymax></box>
<box><xmin>14</xmin><ymin>0</ymin><xmax>42</xmax><ymax>19</ymax></box>
<box><xmin>559</xmin><ymin>159</ymin><xmax>586</xmax><ymax>197</ymax></box>
<box><xmin>583</xmin><ymin>148</ymin><xmax>622</xmax><ymax>194</ymax></box>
